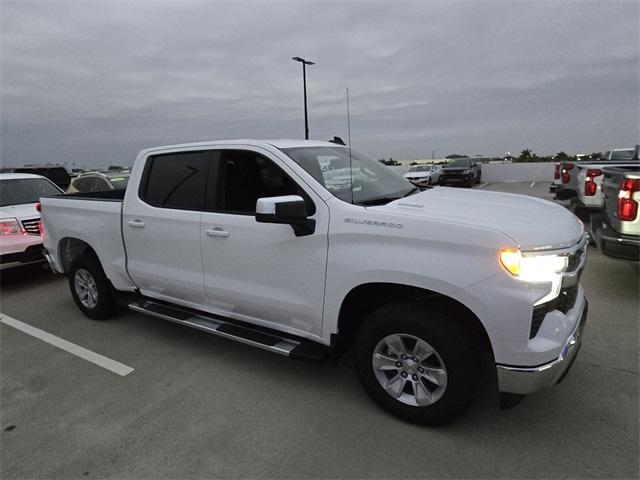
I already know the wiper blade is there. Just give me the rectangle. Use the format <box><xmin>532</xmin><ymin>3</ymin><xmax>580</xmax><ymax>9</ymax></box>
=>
<box><xmin>359</xmin><ymin>188</ymin><xmax>420</xmax><ymax>206</ymax></box>
<box><xmin>358</xmin><ymin>197</ymin><xmax>399</xmax><ymax>206</ymax></box>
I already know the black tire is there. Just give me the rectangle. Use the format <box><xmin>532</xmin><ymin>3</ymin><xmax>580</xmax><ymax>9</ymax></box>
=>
<box><xmin>467</xmin><ymin>178</ymin><xmax>473</xmax><ymax>188</ymax></box>
<box><xmin>354</xmin><ymin>302</ymin><xmax>479</xmax><ymax>426</ymax></box>
<box><xmin>68</xmin><ymin>253</ymin><xmax>117</xmax><ymax>320</ymax></box>
<box><xmin>587</xmin><ymin>217</ymin><xmax>598</xmax><ymax>246</ymax></box>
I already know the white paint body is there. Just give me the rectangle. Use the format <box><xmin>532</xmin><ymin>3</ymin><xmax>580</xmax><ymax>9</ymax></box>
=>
<box><xmin>0</xmin><ymin>173</ymin><xmax>62</xmax><ymax>268</ymax></box>
<box><xmin>42</xmin><ymin>140</ymin><xmax>586</xmax><ymax>370</ymax></box>
<box><xmin>403</xmin><ymin>166</ymin><xmax>441</xmax><ymax>185</ymax></box>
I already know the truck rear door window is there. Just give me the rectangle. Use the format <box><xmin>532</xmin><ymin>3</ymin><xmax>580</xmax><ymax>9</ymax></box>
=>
<box><xmin>141</xmin><ymin>151</ymin><xmax>211</xmax><ymax>210</ymax></box>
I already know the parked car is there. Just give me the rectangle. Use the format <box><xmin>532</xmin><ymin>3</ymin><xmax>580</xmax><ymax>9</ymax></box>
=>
<box><xmin>0</xmin><ymin>173</ymin><xmax>63</xmax><ymax>270</ymax></box>
<box><xmin>41</xmin><ymin>139</ymin><xmax>587</xmax><ymax>425</ymax></box>
<box><xmin>68</xmin><ymin>170</ymin><xmax>131</xmax><ymax>193</ymax></box>
<box><xmin>439</xmin><ymin>158</ymin><xmax>481</xmax><ymax>187</ymax></box>
<box><xmin>555</xmin><ymin>146</ymin><xmax>639</xmax><ymax>219</ymax></box>
<box><xmin>590</xmin><ymin>166</ymin><xmax>639</xmax><ymax>265</ymax></box>
<box><xmin>1</xmin><ymin>165</ymin><xmax>71</xmax><ymax>190</ymax></box>
<box><xmin>403</xmin><ymin>164</ymin><xmax>441</xmax><ymax>186</ymax></box>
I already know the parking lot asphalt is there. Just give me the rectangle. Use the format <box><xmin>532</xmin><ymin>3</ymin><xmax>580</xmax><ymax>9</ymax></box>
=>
<box><xmin>1</xmin><ymin>182</ymin><xmax>638</xmax><ymax>479</ymax></box>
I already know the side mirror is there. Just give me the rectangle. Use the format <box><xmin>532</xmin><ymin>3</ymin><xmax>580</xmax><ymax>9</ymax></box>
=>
<box><xmin>255</xmin><ymin>195</ymin><xmax>315</xmax><ymax>237</ymax></box>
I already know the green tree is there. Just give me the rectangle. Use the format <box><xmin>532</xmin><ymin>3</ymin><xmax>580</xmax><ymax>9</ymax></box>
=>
<box><xmin>555</xmin><ymin>151</ymin><xmax>571</xmax><ymax>161</ymax></box>
<box><xmin>517</xmin><ymin>149</ymin><xmax>533</xmax><ymax>162</ymax></box>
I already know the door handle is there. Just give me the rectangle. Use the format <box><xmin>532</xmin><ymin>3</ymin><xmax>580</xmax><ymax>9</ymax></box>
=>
<box><xmin>205</xmin><ymin>227</ymin><xmax>230</xmax><ymax>238</ymax></box>
<box><xmin>127</xmin><ymin>219</ymin><xmax>146</xmax><ymax>228</ymax></box>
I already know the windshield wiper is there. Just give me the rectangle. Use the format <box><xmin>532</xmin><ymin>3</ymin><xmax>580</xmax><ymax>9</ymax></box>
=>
<box><xmin>358</xmin><ymin>187</ymin><xmax>420</xmax><ymax>206</ymax></box>
<box><xmin>358</xmin><ymin>197</ymin><xmax>400</xmax><ymax>206</ymax></box>
<box><xmin>402</xmin><ymin>187</ymin><xmax>420</xmax><ymax>197</ymax></box>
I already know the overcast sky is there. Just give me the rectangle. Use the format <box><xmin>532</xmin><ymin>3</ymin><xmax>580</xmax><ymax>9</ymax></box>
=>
<box><xmin>1</xmin><ymin>0</ymin><xmax>638</xmax><ymax>167</ymax></box>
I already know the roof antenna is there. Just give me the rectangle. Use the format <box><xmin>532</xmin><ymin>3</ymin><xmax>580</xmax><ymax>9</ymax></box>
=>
<box><xmin>346</xmin><ymin>87</ymin><xmax>354</xmax><ymax>204</ymax></box>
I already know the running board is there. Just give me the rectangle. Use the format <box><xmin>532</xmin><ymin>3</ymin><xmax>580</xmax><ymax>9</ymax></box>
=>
<box><xmin>128</xmin><ymin>299</ymin><xmax>328</xmax><ymax>360</ymax></box>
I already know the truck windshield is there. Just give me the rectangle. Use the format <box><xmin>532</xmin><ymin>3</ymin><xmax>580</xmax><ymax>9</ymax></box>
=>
<box><xmin>0</xmin><ymin>178</ymin><xmax>61</xmax><ymax>206</ymax></box>
<box><xmin>282</xmin><ymin>146</ymin><xmax>414</xmax><ymax>205</ymax></box>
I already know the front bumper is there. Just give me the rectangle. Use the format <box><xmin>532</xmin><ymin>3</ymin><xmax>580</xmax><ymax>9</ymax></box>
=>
<box><xmin>440</xmin><ymin>174</ymin><xmax>471</xmax><ymax>185</ymax></box>
<box><xmin>497</xmin><ymin>300</ymin><xmax>587</xmax><ymax>395</ymax></box>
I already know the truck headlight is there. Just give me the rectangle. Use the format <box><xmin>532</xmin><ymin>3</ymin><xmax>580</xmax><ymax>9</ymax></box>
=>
<box><xmin>0</xmin><ymin>218</ymin><xmax>24</xmax><ymax>236</ymax></box>
<box><xmin>500</xmin><ymin>249</ymin><xmax>568</xmax><ymax>305</ymax></box>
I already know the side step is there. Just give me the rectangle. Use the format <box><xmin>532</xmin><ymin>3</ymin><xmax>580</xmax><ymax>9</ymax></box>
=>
<box><xmin>128</xmin><ymin>299</ymin><xmax>328</xmax><ymax>361</ymax></box>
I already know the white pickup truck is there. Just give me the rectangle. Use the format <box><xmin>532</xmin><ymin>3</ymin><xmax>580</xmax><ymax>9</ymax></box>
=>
<box><xmin>41</xmin><ymin>140</ymin><xmax>588</xmax><ymax>425</ymax></box>
<box><xmin>555</xmin><ymin>147</ymin><xmax>639</xmax><ymax>218</ymax></box>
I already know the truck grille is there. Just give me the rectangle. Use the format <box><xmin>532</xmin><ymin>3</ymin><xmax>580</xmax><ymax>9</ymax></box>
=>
<box><xmin>21</xmin><ymin>218</ymin><xmax>41</xmax><ymax>235</ymax></box>
<box><xmin>529</xmin><ymin>286</ymin><xmax>580</xmax><ymax>339</ymax></box>
<box><xmin>566</xmin><ymin>244</ymin><xmax>587</xmax><ymax>272</ymax></box>
<box><xmin>529</xmin><ymin>235</ymin><xmax>587</xmax><ymax>339</ymax></box>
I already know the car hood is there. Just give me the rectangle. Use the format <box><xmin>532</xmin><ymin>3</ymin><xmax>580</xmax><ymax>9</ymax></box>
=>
<box><xmin>0</xmin><ymin>203</ymin><xmax>40</xmax><ymax>220</ymax></box>
<box><xmin>375</xmin><ymin>187</ymin><xmax>584</xmax><ymax>250</ymax></box>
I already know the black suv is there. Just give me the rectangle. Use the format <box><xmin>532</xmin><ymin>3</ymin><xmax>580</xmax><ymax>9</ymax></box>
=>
<box><xmin>439</xmin><ymin>158</ymin><xmax>482</xmax><ymax>187</ymax></box>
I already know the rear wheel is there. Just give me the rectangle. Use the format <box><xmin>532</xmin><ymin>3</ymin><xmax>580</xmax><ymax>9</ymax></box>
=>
<box><xmin>354</xmin><ymin>302</ymin><xmax>478</xmax><ymax>425</ymax></box>
<box><xmin>68</xmin><ymin>253</ymin><xmax>116</xmax><ymax>320</ymax></box>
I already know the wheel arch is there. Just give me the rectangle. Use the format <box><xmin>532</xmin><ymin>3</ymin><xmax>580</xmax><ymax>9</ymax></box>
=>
<box><xmin>58</xmin><ymin>237</ymin><xmax>98</xmax><ymax>274</ymax></box>
<box><xmin>335</xmin><ymin>282</ymin><xmax>495</xmax><ymax>365</ymax></box>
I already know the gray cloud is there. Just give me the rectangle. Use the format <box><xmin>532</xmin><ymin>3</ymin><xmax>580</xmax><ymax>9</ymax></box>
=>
<box><xmin>1</xmin><ymin>0</ymin><xmax>638</xmax><ymax>167</ymax></box>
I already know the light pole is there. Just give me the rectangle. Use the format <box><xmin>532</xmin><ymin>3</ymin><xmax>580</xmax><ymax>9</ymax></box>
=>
<box><xmin>291</xmin><ymin>56</ymin><xmax>314</xmax><ymax>140</ymax></box>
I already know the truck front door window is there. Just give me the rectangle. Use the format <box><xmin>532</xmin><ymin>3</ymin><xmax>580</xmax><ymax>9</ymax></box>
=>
<box><xmin>218</xmin><ymin>150</ymin><xmax>313</xmax><ymax>215</ymax></box>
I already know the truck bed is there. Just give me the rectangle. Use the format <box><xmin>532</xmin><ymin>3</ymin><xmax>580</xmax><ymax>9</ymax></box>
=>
<box><xmin>53</xmin><ymin>189</ymin><xmax>126</xmax><ymax>201</ymax></box>
<box><xmin>40</xmin><ymin>191</ymin><xmax>135</xmax><ymax>291</ymax></box>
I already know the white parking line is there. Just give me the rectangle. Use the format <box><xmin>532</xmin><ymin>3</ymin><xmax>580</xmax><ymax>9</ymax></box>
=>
<box><xmin>530</xmin><ymin>181</ymin><xmax>536</xmax><ymax>187</ymax></box>
<box><xmin>478</xmin><ymin>183</ymin><xmax>489</xmax><ymax>189</ymax></box>
<box><xmin>0</xmin><ymin>313</ymin><xmax>134</xmax><ymax>376</ymax></box>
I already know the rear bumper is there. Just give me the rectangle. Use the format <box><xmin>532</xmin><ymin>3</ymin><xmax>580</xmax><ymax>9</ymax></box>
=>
<box><xmin>554</xmin><ymin>187</ymin><xmax>577</xmax><ymax>201</ymax></box>
<box><xmin>0</xmin><ymin>244</ymin><xmax>45</xmax><ymax>270</ymax></box>
<box><xmin>43</xmin><ymin>248</ymin><xmax>65</xmax><ymax>274</ymax></box>
<box><xmin>569</xmin><ymin>198</ymin><xmax>601</xmax><ymax>219</ymax></box>
<box><xmin>497</xmin><ymin>300</ymin><xmax>588</xmax><ymax>395</ymax></box>
<box><xmin>591</xmin><ymin>215</ymin><xmax>640</xmax><ymax>262</ymax></box>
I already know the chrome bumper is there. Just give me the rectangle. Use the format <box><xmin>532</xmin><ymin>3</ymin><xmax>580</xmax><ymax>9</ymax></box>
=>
<box><xmin>497</xmin><ymin>300</ymin><xmax>588</xmax><ymax>395</ymax></box>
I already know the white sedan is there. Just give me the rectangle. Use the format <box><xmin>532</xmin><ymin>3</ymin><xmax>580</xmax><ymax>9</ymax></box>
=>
<box><xmin>403</xmin><ymin>164</ymin><xmax>441</xmax><ymax>186</ymax></box>
<box><xmin>0</xmin><ymin>173</ymin><xmax>63</xmax><ymax>270</ymax></box>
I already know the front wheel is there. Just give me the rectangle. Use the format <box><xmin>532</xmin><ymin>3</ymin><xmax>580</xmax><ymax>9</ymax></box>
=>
<box><xmin>354</xmin><ymin>302</ymin><xmax>478</xmax><ymax>425</ymax></box>
<box><xmin>68</xmin><ymin>253</ymin><xmax>117</xmax><ymax>320</ymax></box>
